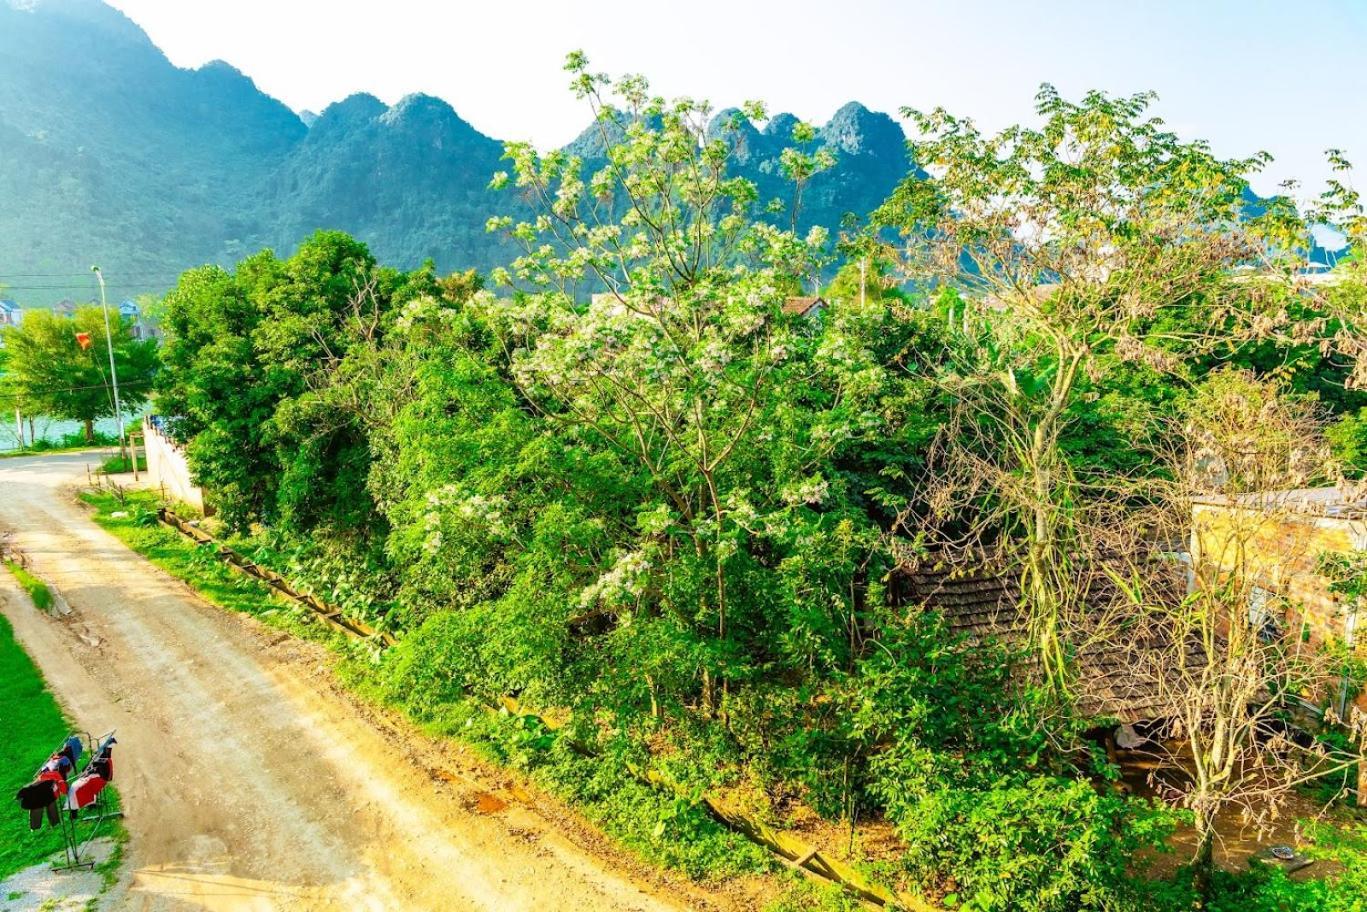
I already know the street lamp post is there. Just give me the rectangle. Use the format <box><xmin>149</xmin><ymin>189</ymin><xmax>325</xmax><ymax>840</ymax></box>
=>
<box><xmin>90</xmin><ymin>267</ymin><xmax>126</xmax><ymax>460</ymax></box>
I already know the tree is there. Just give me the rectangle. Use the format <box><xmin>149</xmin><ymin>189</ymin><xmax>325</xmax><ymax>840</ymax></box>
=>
<box><xmin>1130</xmin><ymin>371</ymin><xmax>1361</xmax><ymax>903</ymax></box>
<box><xmin>157</xmin><ymin>230</ymin><xmax>439</xmax><ymax>531</ymax></box>
<box><xmin>487</xmin><ymin>53</ymin><xmax>854</xmax><ymax>713</ymax></box>
<box><xmin>0</xmin><ymin>306</ymin><xmax>157</xmax><ymax>441</ymax></box>
<box><xmin>875</xmin><ymin>86</ymin><xmax>1323</xmax><ymax>694</ymax></box>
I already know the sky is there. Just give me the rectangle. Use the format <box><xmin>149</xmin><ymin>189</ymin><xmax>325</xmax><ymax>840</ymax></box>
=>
<box><xmin>105</xmin><ymin>0</ymin><xmax>1367</xmax><ymax>198</ymax></box>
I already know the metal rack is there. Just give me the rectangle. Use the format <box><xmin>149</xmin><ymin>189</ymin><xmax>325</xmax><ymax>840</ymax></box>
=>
<box><xmin>49</xmin><ymin>728</ymin><xmax>122</xmax><ymax>873</ymax></box>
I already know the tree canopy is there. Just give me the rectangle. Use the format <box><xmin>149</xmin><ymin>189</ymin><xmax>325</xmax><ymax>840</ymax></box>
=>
<box><xmin>0</xmin><ymin>306</ymin><xmax>158</xmax><ymax>440</ymax></box>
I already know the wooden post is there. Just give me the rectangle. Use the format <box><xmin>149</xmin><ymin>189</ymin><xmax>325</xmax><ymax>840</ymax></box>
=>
<box><xmin>130</xmin><ymin>433</ymin><xmax>140</xmax><ymax>482</ymax></box>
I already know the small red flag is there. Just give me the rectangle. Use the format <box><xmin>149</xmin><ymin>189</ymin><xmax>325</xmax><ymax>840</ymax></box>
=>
<box><xmin>75</xmin><ymin>332</ymin><xmax>92</xmax><ymax>350</ymax></box>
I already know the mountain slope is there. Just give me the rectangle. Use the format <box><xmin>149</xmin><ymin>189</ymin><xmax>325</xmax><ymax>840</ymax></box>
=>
<box><xmin>0</xmin><ymin>0</ymin><xmax>910</xmax><ymax>306</ymax></box>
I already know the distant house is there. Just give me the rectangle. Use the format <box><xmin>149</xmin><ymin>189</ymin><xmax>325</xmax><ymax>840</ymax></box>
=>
<box><xmin>118</xmin><ymin>299</ymin><xmax>147</xmax><ymax>339</ymax></box>
<box><xmin>783</xmin><ymin>296</ymin><xmax>827</xmax><ymax>320</ymax></box>
<box><xmin>53</xmin><ymin>299</ymin><xmax>78</xmax><ymax>318</ymax></box>
<box><xmin>0</xmin><ymin>299</ymin><xmax>20</xmax><ymax>327</ymax></box>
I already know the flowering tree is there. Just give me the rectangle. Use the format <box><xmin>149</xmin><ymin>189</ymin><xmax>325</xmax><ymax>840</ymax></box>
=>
<box><xmin>485</xmin><ymin>53</ymin><xmax>875</xmax><ymax>714</ymax></box>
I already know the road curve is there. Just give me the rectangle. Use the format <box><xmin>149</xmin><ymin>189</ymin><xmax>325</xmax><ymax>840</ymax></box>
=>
<box><xmin>0</xmin><ymin>452</ymin><xmax>686</xmax><ymax>912</ymax></box>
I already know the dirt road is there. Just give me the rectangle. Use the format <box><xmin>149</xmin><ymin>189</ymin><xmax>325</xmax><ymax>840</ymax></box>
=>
<box><xmin>0</xmin><ymin>453</ymin><xmax>690</xmax><ymax>912</ymax></box>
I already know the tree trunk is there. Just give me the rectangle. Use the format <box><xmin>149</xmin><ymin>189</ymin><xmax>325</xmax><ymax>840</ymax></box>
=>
<box><xmin>1192</xmin><ymin>819</ymin><xmax>1215</xmax><ymax>909</ymax></box>
<box><xmin>83</xmin><ymin>418</ymin><xmax>94</xmax><ymax>443</ymax></box>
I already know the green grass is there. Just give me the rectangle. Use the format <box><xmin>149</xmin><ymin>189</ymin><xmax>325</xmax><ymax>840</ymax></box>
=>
<box><xmin>98</xmin><ymin>454</ymin><xmax>147</xmax><ymax>475</ymax></box>
<box><xmin>3</xmin><ymin>561</ymin><xmax>52</xmax><ymax>611</ymax></box>
<box><xmin>80</xmin><ymin>490</ymin><xmax>334</xmax><ymax>641</ymax></box>
<box><xmin>0</xmin><ymin>444</ymin><xmax>99</xmax><ymax>460</ymax></box>
<box><xmin>0</xmin><ymin>612</ymin><xmax>80</xmax><ymax>878</ymax></box>
<box><xmin>82</xmin><ymin>488</ymin><xmax>775</xmax><ymax>885</ymax></box>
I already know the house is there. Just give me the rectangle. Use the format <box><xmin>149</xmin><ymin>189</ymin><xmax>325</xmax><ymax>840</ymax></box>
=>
<box><xmin>890</xmin><ymin>550</ymin><xmax>1201</xmax><ymax>726</ymax></box>
<box><xmin>782</xmin><ymin>296</ymin><xmax>827</xmax><ymax>320</ymax></box>
<box><xmin>118</xmin><ymin>299</ymin><xmax>146</xmax><ymax>339</ymax></box>
<box><xmin>1191</xmin><ymin>487</ymin><xmax>1367</xmax><ymax>714</ymax></box>
<box><xmin>0</xmin><ymin>299</ymin><xmax>20</xmax><ymax>327</ymax></box>
<box><xmin>52</xmin><ymin>299</ymin><xmax>78</xmax><ymax>318</ymax></box>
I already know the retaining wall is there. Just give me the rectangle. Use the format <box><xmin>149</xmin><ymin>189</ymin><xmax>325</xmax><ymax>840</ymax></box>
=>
<box><xmin>143</xmin><ymin>417</ymin><xmax>207</xmax><ymax>513</ymax></box>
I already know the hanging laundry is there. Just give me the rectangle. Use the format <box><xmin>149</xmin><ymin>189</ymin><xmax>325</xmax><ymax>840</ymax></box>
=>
<box><xmin>15</xmin><ymin>778</ymin><xmax>57</xmax><ymax>809</ymax></box>
<box><xmin>60</xmin><ymin>735</ymin><xmax>83</xmax><ymax>768</ymax></box>
<box><xmin>42</xmin><ymin>754</ymin><xmax>71</xmax><ymax>777</ymax></box>
<box><xmin>90</xmin><ymin>735</ymin><xmax>116</xmax><ymax>782</ymax></box>
<box><xmin>36</xmin><ymin>768</ymin><xmax>69</xmax><ymax>799</ymax></box>
<box><xmin>15</xmin><ymin>779</ymin><xmax>60</xmax><ymax>831</ymax></box>
<box><xmin>28</xmin><ymin>800</ymin><xmax>59</xmax><ymax>831</ymax></box>
<box><xmin>66</xmin><ymin>772</ymin><xmax>107</xmax><ymax>814</ymax></box>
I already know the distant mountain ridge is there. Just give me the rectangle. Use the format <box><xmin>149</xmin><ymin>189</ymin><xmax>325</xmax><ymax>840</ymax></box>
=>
<box><xmin>0</xmin><ymin>0</ymin><xmax>912</xmax><ymax>305</ymax></box>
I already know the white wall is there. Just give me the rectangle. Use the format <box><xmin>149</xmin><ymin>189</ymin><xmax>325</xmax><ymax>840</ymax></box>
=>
<box><xmin>143</xmin><ymin>417</ymin><xmax>207</xmax><ymax>513</ymax></box>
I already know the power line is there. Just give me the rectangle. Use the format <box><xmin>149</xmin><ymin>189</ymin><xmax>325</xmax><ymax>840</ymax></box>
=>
<box><xmin>0</xmin><ymin>283</ymin><xmax>172</xmax><ymax>291</ymax></box>
<box><xmin>0</xmin><ymin>379</ymin><xmax>156</xmax><ymax>401</ymax></box>
<box><xmin>0</xmin><ymin>272</ymin><xmax>186</xmax><ymax>279</ymax></box>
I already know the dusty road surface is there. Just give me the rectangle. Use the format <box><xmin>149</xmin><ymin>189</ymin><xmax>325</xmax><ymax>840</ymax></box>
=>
<box><xmin>0</xmin><ymin>453</ymin><xmax>691</xmax><ymax>912</ymax></box>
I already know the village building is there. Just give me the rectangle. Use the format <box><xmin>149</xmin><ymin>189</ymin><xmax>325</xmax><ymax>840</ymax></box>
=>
<box><xmin>890</xmin><ymin>550</ymin><xmax>1200</xmax><ymax>729</ymax></box>
<box><xmin>781</xmin><ymin>296</ymin><xmax>827</xmax><ymax>320</ymax></box>
<box><xmin>1191</xmin><ymin>487</ymin><xmax>1367</xmax><ymax>716</ymax></box>
<box><xmin>0</xmin><ymin>299</ymin><xmax>21</xmax><ymax>327</ymax></box>
<box><xmin>119</xmin><ymin>299</ymin><xmax>149</xmax><ymax>339</ymax></box>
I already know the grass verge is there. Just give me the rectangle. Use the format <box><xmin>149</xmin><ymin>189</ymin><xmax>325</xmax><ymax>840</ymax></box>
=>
<box><xmin>98</xmin><ymin>454</ymin><xmax>148</xmax><ymax>475</ymax></box>
<box><xmin>81</xmin><ymin>489</ymin><xmax>789</xmax><ymax>896</ymax></box>
<box><xmin>0</xmin><ymin>606</ymin><xmax>123</xmax><ymax>880</ymax></box>
<box><xmin>3</xmin><ymin>562</ymin><xmax>52</xmax><ymax>611</ymax></box>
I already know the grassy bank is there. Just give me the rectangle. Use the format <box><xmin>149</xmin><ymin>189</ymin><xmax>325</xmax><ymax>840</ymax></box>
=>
<box><xmin>98</xmin><ymin>454</ymin><xmax>147</xmax><ymax>475</ymax></box>
<box><xmin>2</xmin><ymin>562</ymin><xmax>51</xmax><ymax>611</ymax></box>
<box><xmin>79</xmin><ymin>490</ymin><xmax>818</xmax><ymax>905</ymax></box>
<box><xmin>0</xmin><ymin>605</ymin><xmax>105</xmax><ymax>878</ymax></box>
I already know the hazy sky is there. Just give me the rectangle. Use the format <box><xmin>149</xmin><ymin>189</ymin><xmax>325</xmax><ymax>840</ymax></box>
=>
<box><xmin>107</xmin><ymin>0</ymin><xmax>1367</xmax><ymax>197</ymax></box>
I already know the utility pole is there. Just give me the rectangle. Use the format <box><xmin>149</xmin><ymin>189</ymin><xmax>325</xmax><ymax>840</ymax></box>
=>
<box><xmin>91</xmin><ymin>267</ymin><xmax>126</xmax><ymax>460</ymax></box>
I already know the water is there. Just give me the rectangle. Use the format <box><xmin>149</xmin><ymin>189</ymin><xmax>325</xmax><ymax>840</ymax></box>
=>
<box><xmin>0</xmin><ymin>408</ymin><xmax>147</xmax><ymax>452</ymax></box>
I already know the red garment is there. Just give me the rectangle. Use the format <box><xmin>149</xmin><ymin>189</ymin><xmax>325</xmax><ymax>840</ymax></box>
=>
<box><xmin>37</xmin><ymin>769</ymin><xmax>68</xmax><ymax>798</ymax></box>
<box><xmin>66</xmin><ymin>773</ymin><xmax>107</xmax><ymax>811</ymax></box>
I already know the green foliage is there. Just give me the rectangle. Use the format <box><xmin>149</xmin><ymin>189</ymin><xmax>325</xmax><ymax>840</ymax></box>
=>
<box><xmin>0</xmin><ymin>307</ymin><xmax>158</xmax><ymax>439</ymax></box>
<box><xmin>846</xmin><ymin>615</ymin><xmax>1179</xmax><ymax>912</ymax></box>
<box><xmin>145</xmin><ymin>61</ymin><xmax>1367</xmax><ymax>903</ymax></box>
<box><xmin>762</xmin><ymin>878</ymin><xmax>865</xmax><ymax>912</ymax></box>
<box><xmin>0</xmin><ymin>429</ymin><xmax>118</xmax><ymax>457</ymax></box>
<box><xmin>99</xmin><ymin>453</ymin><xmax>147</xmax><ymax>475</ymax></box>
<box><xmin>156</xmin><ymin>231</ymin><xmax>442</xmax><ymax>533</ymax></box>
<box><xmin>0</xmin><ymin>611</ymin><xmax>81</xmax><ymax>877</ymax></box>
<box><xmin>1328</xmin><ymin>407</ymin><xmax>1367</xmax><ymax>476</ymax></box>
<box><xmin>3</xmin><ymin>561</ymin><xmax>52</xmax><ymax>611</ymax></box>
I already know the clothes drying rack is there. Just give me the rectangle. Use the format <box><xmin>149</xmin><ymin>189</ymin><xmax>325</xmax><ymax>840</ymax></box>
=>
<box><xmin>50</xmin><ymin>728</ymin><xmax>122</xmax><ymax>873</ymax></box>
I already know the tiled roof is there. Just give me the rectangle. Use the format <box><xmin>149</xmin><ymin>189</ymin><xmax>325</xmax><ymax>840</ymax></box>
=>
<box><xmin>783</xmin><ymin>296</ymin><xmax>825</xmax><ymax>317</ymax></box>
<box><xmin>892</xmin><ymin>555</ymin><xmax>1201</xmax><ymax>724</ymax></box>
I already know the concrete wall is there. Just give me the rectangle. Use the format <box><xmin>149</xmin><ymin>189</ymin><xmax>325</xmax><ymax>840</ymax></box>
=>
<box><xmin>142</xmin><ymin>417</ymin><xmax>207</xmax><ymax>513</ymax></box>
<box><xmin>1191</xmin><ymin>501</ymin><xmax>1366</xmax><ymax>711</ymax></box>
